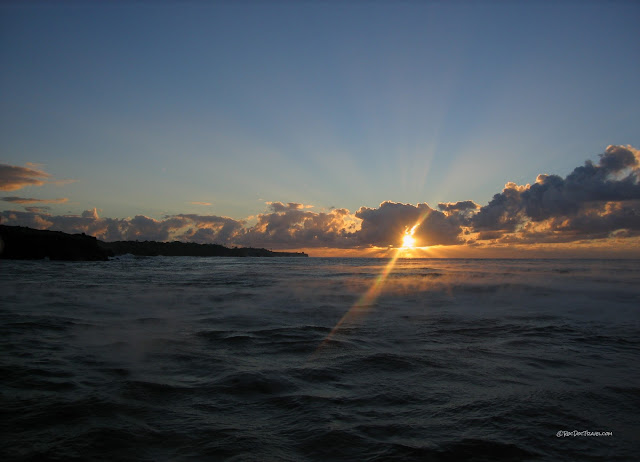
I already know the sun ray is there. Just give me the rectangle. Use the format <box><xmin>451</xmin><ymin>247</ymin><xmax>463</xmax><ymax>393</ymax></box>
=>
<box><xmin>310</xmin><ymin>248</ymin><xmax>402</xmax><ymax>359</ymax></box>
<box><xmin>309</xmin><ymin>209</ymin><xmax>438</xmax><ymax>360</ymax></box>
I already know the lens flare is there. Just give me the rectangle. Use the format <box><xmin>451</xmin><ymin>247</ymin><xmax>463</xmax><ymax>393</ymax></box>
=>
<box><xmin>310</xmin><ymin>208</ymin><xmax>435</xmax><ymax>360</ymax></box>
<box><xmin>311</xmin><ymin>249</ymin><xmax>402</xmax><ymax>358</ymax></box>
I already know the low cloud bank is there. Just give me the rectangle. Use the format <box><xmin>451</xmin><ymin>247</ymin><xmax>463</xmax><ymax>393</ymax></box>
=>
<box><xmin>469</xmin><ymin>145</ymin><xmax>640</xmax><ymax>244</ymax></box>
<box><xmin>2</xmin><ymin>145</ymin><xmax>639</xmax><ymax>250</ymax></box>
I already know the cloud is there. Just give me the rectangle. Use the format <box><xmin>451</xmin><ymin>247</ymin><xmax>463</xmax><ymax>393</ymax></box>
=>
<box><xmin>0</xmin><ymin>209</ymin><xmax>246</xmax><ymax>245</ymax></box>
<box><xmin>82</xmin><ymin>208</ymin><xmax>99</xmax><ymax>219</ymax></box>
<box><xmin>438</xmin><ymin>200</ymin><xmax>480</xmax><ymax>213</ymax></box>
<box><xmin>496</xmin><ymin>201</ymin><xmax>640</xmax><ymax>244</ymax></box>
<box><xmin>1</xmin><ymin>210</ymin><xmax>53</xmax><ymax>229</ymax></box>
<box><xmin>190</xmin><ymin>201</ymin><xmax>212</xmax><ymax>206</ymax></box>
<box><xmin>237</xmin><ymin>205</ymin><xmax>357</xmax><ymax>248</ymax></box>
<box><xmin>355</xmin><ymin>201</ymin><xmax>462</xmax><ymax>247</ymax></box>
<box><xmin>234</xmin><ymin>201</ymin><xmax>463</xmax><ymax>249</ymax></box>
<box><xmin>2</xmin><ymin>196</ymin><xmax>68</xmax><ymax>204</ymax></box>
<box><xmin>0</xmin><ymin>163</ymin><xmax>75</xmax><ymax>191</ymax></box>
<box><xmin>2</xmin><ymin>145</ymin><xmax>639</xmax><ymax>251</ymax></box>
<box><xmin>471</xmin><ymin>144</ymin><xmax>640</xmax><ymax>242</ymax></box>
<box><xmin>172</xmin><ymin>214</ymin><xmax>245</xmax><ymax>244</ymax></box>
<box><xmin>0</xmin><ymin>164</ymin><xmax>51</xmax><ymax>191</ymax></box>
<box><xmin>266</xmin><ymin>201</ymin><xmax>306</xmax><ymax>212</ymax></box>
<box><xmin>25</xmin><ymin>206</ymin><xmax>51</xmax><ymax>213</ymax></box>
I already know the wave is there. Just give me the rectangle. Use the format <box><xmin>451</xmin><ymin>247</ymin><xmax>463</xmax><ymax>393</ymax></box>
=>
<box><xmin>1</xmin><ymin>258</ymin><xmax>638</xmax><ymax>461</ymax></box>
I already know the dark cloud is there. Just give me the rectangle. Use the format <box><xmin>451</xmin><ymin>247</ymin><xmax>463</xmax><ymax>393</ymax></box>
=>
<box><xmin>238</xmin><ymin>206</ymin><xmax>356</xmax><ymax>248</ymax></box>
<box><xmin>2</xmin><ymin>145</ymin><xmax>639</xmax><ymax>250</ymax></box>
<box><xmin>355</xmin><ymin>202</ymin><xmax>422</xmax><ymax>246</ymax></box>
<box><xmin>438</xmin><ymin>200</ymin><xmax>480</xmax><ymax>214</ymax></box>
<box><xmin>121</xmin><ymin>215</ymin><xmax>171</xmax><ymax>241</ymax></box>
<box><xmin>472</xmin><ymin>145</ymin><xmax>640</xmax><ymax>240</ymax></box>
<box><xmin>564</xmin><ymin>202</ymin><xmax>640</xmax><ymax>237</ymax></box>
<box><xmin>237</xmin><ymin>201</ymin><xmax>462</xmax><ymax>249</ymax></box>
<box><xmin>598</xmin><ymin>145</ymin><xmax>638</xmax><ymax>172</ymax></box>
<box><xmin>471</xmin><ymin>181</ymin><xmax>528</xmax><ymax>233</ymax></box>
<box><xmin>172</xmin><ymin>214</ymin><xmax>244</xmax><ymax>244</ymax></box>
<box><xmin>25</xmin><ymin>206</ymin><xmax>51</xmax><ymax>213</ymax></box>
<box><xmin>501</xmin><ymin>201</ymin><xmax>640</xmax><ymax>244</ymax></box>
<box><xmin>355</xmin><ymin>201</ymin><xmax>462</xmax><ymax>246</ymax></box>
<box><xmin>0</xmin><ymin>164</ymin><xmax>50</xmax><ymax>191</ymax></box>
<box><xmin>1</xmin><ymin>210</ymin><xmax>54</xmax><ymax>229</ymax></box>
<box><xmin>2</xmin><ymin>196</ymin><xmax>68</xmax><ymax>204</ymax></box>
<box><xmin>475</xmin><ymin>231</ymin><xmax>504</xmax><ymax>241</ymax></box>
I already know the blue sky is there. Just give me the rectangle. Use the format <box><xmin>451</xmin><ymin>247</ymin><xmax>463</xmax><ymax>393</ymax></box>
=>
<box><xmin>1</xmin><ymin>2</ymin><xmax>640</xmax><ymax>254</ymax></box>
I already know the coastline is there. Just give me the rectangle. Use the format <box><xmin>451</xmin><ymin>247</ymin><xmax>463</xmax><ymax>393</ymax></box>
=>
<box><xmin>0</xmin><ymin>225</ymin><xmax>308</xmax><ymax>261</ymax></box>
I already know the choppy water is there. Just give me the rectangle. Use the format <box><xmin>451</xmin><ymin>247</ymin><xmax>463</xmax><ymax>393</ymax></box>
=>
<box><xmin>1</xmin><ymin>257</ymin><xmax>639</xmax><ymax>461</ymax></box>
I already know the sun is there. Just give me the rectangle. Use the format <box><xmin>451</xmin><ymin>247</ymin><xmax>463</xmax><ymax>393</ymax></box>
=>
<box><xmin>402</xmin><ymin>232</ymin><xmax>416</xmax><ymax>248</ymax></box>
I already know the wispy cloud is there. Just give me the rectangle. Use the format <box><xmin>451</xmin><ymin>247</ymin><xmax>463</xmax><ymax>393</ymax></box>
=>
<box><xmin>0</xmin><ymin>164</ymin><xmax>51</xmax><ymax>191</ymax></box>
<box><xmin>0</xmin><ymin>163</ymin><xmax>75</xmax><ymax>191</ymax></box>
<box><xmin>190</xmin><ymin>201</ymin><xmax>212</xmax><ymax>206</ymax></box>
<box><xmin>2</xmin><ymin>196</ymin><xmax>68</xmax><ymax>204</ymax></box>
<box><xmin>24</xmin><ymin>206</ymin><xmax>51</xmax><ymax>213</ymax></box>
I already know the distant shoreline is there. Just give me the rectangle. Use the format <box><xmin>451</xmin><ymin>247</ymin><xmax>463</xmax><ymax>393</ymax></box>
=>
<box><xmin>0</xmin><ymin>225</ymin><xmax>308</xmax><ymax>261</ymax></box>
<box><xmin>99</xmin><ymin>239</ymin><xmax>308</xmax><ymax>258</ymax></box>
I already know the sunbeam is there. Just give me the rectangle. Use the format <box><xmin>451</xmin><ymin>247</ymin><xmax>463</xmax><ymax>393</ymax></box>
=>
<box><xmin>310</xmin><ymin>249</ymin><xmax>403</xmax><ymax>358</ymax></box>
<box><xmin>309</xmin><ymin>207</ymin><xmax>440</xmax><ymax>359</ymax></box>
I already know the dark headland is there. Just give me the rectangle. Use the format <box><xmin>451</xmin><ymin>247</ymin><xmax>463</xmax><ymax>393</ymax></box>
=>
<box><xmin>0</xmin><ymin>225</ymin><xmax>307</xmax><ymax>261</ymax></box>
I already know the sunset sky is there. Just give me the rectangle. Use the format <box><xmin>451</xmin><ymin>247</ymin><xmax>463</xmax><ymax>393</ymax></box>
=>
<box><xmin>2</xmin><ymin>2</ymin><xmax>639</xmax><ymax>257</ymax></box>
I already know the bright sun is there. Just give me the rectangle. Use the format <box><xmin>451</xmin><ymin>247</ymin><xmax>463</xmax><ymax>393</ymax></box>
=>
<box><xmin>402</xmin><ymin>233</ymin><xmax>416</xmax><ymax>248</ymax></box>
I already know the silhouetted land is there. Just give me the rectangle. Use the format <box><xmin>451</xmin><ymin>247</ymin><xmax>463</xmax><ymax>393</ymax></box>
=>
<box><xmin>0</xmin><ymin>225</ymin><xmax>307</xmax><ymax>260</ymax></box>
<box><xmin>99</xmin><ymin>240</ymin><xmax>307</xmax><ymax>258</ymax></box>
<box><xmin>0</xmin><ymin>225</ymin><xmax>110</xmax><ymax>261</ymax></box>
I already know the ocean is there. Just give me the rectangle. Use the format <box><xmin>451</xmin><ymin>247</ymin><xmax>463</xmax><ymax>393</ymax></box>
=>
<box><xmin>1</xmin><ymin>257</ymin><xmax>639</xmax><ymax>461</ymax></box>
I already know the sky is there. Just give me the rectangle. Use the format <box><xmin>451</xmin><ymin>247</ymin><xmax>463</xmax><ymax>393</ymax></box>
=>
<box><xmin>1</xmin><ymin>1</ymin><xmax>640</xmax><ymax>257</ymax></box>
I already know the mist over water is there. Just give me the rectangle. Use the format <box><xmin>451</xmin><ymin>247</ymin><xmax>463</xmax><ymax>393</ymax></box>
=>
<box><xmin>1</xmin><ymin>257</ymin><xmax>639</xmax><ymax>461</ymax></box>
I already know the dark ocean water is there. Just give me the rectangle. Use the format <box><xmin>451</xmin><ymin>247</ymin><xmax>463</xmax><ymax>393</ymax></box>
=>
<box><xmin>1</xmin><ymin>257</ymin><xmax>639</xmax><ymax>461</ymax></box>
